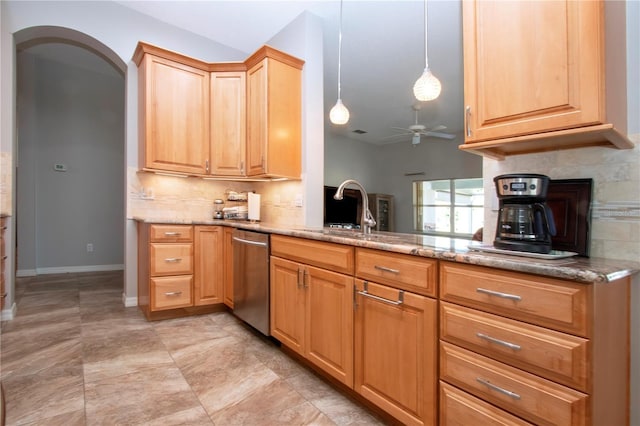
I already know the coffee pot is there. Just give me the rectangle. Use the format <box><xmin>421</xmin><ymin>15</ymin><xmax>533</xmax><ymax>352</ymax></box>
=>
<box><xmin>494</xmin><ymin>174</ymin><xmax>556</xmax><ymax>254</ymax></box>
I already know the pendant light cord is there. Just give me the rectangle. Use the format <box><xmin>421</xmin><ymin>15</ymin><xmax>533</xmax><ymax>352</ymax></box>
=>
<box><xmin>423</xmin><ymin>0</ymin><xmax>429</xmax><ymax>69</ymax></box>
<box><xmin>337</xmin><ymin>0</ymin><xmax>344</xmax><ymax>99</ymax></box>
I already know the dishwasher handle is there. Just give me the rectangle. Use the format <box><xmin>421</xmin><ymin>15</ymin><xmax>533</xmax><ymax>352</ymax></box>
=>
<box><xmin>233</xmin><ymin>236</ymin><xmax>269</xmax><ymax>247</ymax></box>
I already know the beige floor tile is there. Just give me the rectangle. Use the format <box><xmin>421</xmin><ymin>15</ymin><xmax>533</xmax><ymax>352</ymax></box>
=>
<box><xmin>2</xmin><ymin>365</ymin><xmax>85</xmax><ymax>425</ymax></box>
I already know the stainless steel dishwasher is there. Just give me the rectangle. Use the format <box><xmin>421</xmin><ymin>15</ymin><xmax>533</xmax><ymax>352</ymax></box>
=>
<box><xmin>232</xmin><ymin>229</ymin><xmax>270</xmax><ymax>335</ymax></box>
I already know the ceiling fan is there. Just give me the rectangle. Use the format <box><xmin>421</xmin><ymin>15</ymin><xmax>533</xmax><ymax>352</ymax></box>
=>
<box><xmin>386</xmin><ymin>105</ymin><xmax>455</xmax><ymax>145</ymax></box>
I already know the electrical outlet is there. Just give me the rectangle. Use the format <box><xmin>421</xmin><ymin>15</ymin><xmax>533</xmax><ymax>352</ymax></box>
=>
<box><xmin>86</xmin><ymin>243</ymin><xmax>94</xmax><ymax>252</ymax></box>
<box><xmin>294</xmin><ymin>194</ymin><xmax>303</xmax><ymax>207</ymax></box>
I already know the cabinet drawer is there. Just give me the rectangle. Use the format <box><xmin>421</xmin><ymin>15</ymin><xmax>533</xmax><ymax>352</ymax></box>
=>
<box><xmin>440</xmin><ymin>342</ymin><xmax>588</xmax><ymax>426</ymax></box>
<box><xmin>149</xmin><ymin>224</ymin><xmax>193</xmax><ymax>242</ymax></box>
<box><xmin>356</xmin><ymin>248</ymin><xmax>437</xmax><ymax>297</ymax></box>
<box><xmin>440</xmin><ymin>302</ymin><xmax>589</xmax><ymax>391</ymax></box>
<box><xmin>151</xmin><ymin>276</ymin><xmax>193</xmax><ymax>310</ymax></box>
<box><xmin>271</xmin><ymin>235</ymin><xmax>354</xmax><ymax>274</ymax></box>
<box><xmin>440</xmin><ymin>262</ymin><xmax>589</xmax><ymax>336</ymax></box>
<box><xmin>150</xmin><ymin>243</ymin><xmax>193</xmax><ymax>276</ymax></box>
<box><xmin>440</xmin><ymin>381</ymin><xmax>533</xmax><ymax>426</ymax></box>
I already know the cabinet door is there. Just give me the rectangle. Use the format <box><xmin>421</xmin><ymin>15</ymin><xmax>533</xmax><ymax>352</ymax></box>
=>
<box><xmin>140</xmin><ymin>54</ymin><xmax>210</xmax><ymax>174</ymax></box>
<box><xmin>270</xmin><ymin>256</ymin><xmax>305</xmax><ymax>356</ymax></box>
<box><xmin>306</xmin><ymin>265</ymin><xmax>354</xmax><ymax>387</ymax></box>
<box><xmin>223</xmin><ymin>227</ymin><xmax>234</xmax><ymax>308</ymax></box>
<box><xmin>246</xmin><ymin>57</ymin><xmax>302</xmax><ymax>178</ymax></box>
<box><xmin>210</xmin><ymin>71</ymin><xmax>246</xmax><ymax>176</ymax></box>
<box><xmin>354</xmin><ymin>279</ymin><xmax>437</xmax><ymax>426</ymax></box>
<box><xmin>246</xmin><ymin>59</ymin><xmax>268</xmax><ymax>176</ymax></box>
<box><xmin>193</xmin><ymin>226</ymin><xmax>223</xmax><ymax>306</ymax></box>
<box><xmin>463</xmin><ymin>0</ymin><xmax>603</xmax><ymax>143</ymax></box>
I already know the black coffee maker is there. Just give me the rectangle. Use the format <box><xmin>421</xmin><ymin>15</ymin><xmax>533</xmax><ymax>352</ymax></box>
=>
<box><xmin>494</xmin><ymin>174</ymin><xmax>556</xmax><ymax>254</ymax></box>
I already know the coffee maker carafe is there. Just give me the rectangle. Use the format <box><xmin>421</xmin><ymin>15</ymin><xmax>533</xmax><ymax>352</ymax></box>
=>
<box><xmin>494</xmin><ymin>174</ymin><xmax>556</xmax><ymax>254</ymax></box>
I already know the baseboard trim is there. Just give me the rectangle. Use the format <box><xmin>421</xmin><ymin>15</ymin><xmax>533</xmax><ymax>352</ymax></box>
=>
<box><xmin>123</xmin><ymin>293</ymin><xmax>138</xmax><ymax>308</ymax></box>
<box><xmin>1</xmin><ymin>302</ymin><xmax>17</xmax><ymax>321</ymax></box>
<box><xmin>17</xmin><ymin>264</ymin><xmax>124</xmax><ymax>276</ymax></box>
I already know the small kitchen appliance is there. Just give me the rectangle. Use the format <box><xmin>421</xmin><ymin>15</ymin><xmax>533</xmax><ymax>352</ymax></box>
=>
<box><xmin>494</xmin><ymin>173</ymin><xmax>556</xmax><ymax>254</ymax></box>
<box><xmin>213</xmin><ymin>199</ymin><xmax>225</xmax><ymax>219</ymax></box>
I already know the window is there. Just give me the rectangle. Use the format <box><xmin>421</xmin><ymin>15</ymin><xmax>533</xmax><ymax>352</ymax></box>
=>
<box><xmin>413</xmin><ymin>178</ymin><xmax>484</xmax><ymax>238</ymax></box>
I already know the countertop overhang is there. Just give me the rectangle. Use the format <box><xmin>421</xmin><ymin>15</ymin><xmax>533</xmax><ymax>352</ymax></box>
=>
<box><xmin>134</xmin><ymin>217</ymin><xmax>640</xmax><ymax>284</ymax></box>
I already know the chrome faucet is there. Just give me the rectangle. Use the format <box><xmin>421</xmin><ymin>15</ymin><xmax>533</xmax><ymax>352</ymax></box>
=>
<box><xmin>334</xmin><ymin>179</ymin><xmax>377</xmax><ymax>234</ymax></box>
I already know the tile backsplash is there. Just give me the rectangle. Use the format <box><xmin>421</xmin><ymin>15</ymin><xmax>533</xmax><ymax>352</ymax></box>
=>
<box><xmin>483</xmin><ymin>133</ymin><xmax>640</xmax><ymax>262</ymax></box>
<box><xmin>127</xmin><ymin>167</ymin><xmax>305</xmax><ymax>227</ymax></box>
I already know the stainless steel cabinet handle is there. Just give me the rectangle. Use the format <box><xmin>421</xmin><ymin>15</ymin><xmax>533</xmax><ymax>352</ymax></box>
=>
<box><xmin>476</xmin><ymin>378</ymin><xmax>521</xmax><ymax>400</ymax></box>
<box><xmin>297</xmin><ymin>267</ymin><xmax>303</xmax><ymax>288</ymax></box>
<box><xmin>358</xmin><ymin>281</ymin><xmax>404</xmax><ymax>306</ymax></box>
<box><xmin>232</xmin><ymin>236</ymin><xmax>268</xmax><ymax>247</ymax></box>
<box><xmin>477</xmin><ymin>333</ymin><xmax>521</xmax><ymax>351</ymax></box>
<box><xmin>164</xmin><ymin>232</ymin><xmax>181</xmax><ymax>237</ymax></box>
<box><xmin>164</xmin><ymin>291</ymin><xmax>183</xmax><ymax>296</ymax></box>
<box><xmin>303</xmin><ymin>270</ymin><xmax>309</xmax><ymax>288</ymax></box>
<box><xmin>374</xmin><ymin>265</ymin><xmax>400</xmax><ymax>274</ymax></box>
<box><xmin>1</xmin><ymin>256</ymin><xmax>7</xmax><ymax>261</ymax></box>
<box><xmin>206</xmin><ymin>159</ymin><xmax>210</xmax><ymax>173</ymax></box>
<box><xmin>465</xmin><ymin>105</ymin><xmax>472</xmax><ymax>137</ymax></box>
<box><xmin>164</xmin><ymin>258</ymin><xmax>182</xmax><ymax>263</ymax></box>
<box><xmin>1</xmin><ymin>293</ymin><xmax>7</xmax><ymax>299</ymax></box>
<box><xmin>476</xmin><ymin>288</ymin><xmax>522</xmax><ymax>301</ymax></box>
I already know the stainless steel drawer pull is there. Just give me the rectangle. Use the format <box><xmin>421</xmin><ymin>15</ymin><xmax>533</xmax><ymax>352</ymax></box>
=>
<box><xmin>477</xmin><ymin>333</ymin><xmax>521</xmax><ymax>351</ymax></box>
<box><xmin>1</xmin><ymin>293</ymin><xmax>7</xmax><ymax>299</ymax></box>
<box><xmin>1</xmin><ymin>256</ymin><xmax>7</xmax><ymax>261</ymax></box>
<box><xmin>358</xmin><ymin>281</ymin><xmax>404</xmax><ymax>306</ymax></box>
<box><xmin>164</xmin><ymin>258</ymin><xmax>182</xmax><ymax>263</ymax></box>
<box><xmin>374</xmin><ymin>265</ymin><xmax>400</xmax><ymax>274</ymax></box>
<box><xmin>164</xmin><ymin>232</ymin><xmax>181</xmax><ymax>236</ymax></box>
<box><xmin>164</xmin><ymin>291</ymin><xmax>183</xmax><ymax>296</ymax></box>
<box><xmin>476</xmin><ymin>378</ymin><xmax>521</xmax><ymax>400</ymax></box>
<box><xmin>465</xmin><ymin>106</ymin><xmax>472</xmax><ymax>137</ymax></box>
<box><xmin>476</xmin><ymin>288</ymin><xmax>522</xmax><ymax>301</ymax></box>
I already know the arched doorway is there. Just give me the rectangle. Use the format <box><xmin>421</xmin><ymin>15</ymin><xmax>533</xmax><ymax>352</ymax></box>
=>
<box><xmin>13</xmin><ymin>26</ymin><xmax>126</xmax><ymax>295</ymax></box>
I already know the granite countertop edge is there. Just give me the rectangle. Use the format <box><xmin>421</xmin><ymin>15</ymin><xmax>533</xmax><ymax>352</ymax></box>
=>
<box><xmin>133</xmin><ymin>217</ymin><xmax>640</xmax><ymax>284</ymax></box>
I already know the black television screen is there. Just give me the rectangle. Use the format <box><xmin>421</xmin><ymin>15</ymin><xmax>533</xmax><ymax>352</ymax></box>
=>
<box><xmin>324</xmin><ymin>186</ymin><xmax>361</xmax><ymax>225</ymax></box>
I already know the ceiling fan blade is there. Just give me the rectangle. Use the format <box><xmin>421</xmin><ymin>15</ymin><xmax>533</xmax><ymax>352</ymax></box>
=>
<box><xmin>391</xmin><ymin>127</ymin><xmax>412</xmax><ymax>132</ymax></box>
<box><xmin>382</xmin><ymin>132</ymin><xmax>413</xmax><ymax>139</ymax></box>
<box><xmin>428</xmin><ymin>125</ymin><xmax>447</xmax><ymax>132</ymax></box>
<box><xmin>422</xmin><ymin>131</ymin><xmax>456</xmax><ymax>140</ymax></box>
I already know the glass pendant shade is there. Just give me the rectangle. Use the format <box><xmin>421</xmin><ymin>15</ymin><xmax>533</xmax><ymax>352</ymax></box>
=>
<box><xmin>330</xmin><ymin>98</ymin><xmax>350</xmax><ymax>125</ymax></box>
<box><xmin>413</xmin><ymin>67</ymin><xmax>441</xmax><ymax>101</ymax></box>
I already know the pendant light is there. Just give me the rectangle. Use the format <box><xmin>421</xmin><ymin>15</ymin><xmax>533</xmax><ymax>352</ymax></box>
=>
<box><xmin>330</xmin><ymin>0</ymin><xmax>350</xmax><ymax>125</ymax></box>
<box><xmin>413</xmin><ymin>0</ymin><xmax>441</xmax><ymax>101</ymax></box>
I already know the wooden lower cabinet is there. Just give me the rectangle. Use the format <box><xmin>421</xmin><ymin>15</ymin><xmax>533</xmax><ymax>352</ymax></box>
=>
<box><xmin>223</xmin><ymin>227</ymin><xmax>234</xmax><ymax>308</ymax></box>
<box><xmin>354</xmin><ymin>279</ymin><xmax>437</xmax><ymax>426</ymax></box>
<box><xmin>439</xmin><ymin>261</ymin><xmax>630</xmax><ymax>426</ymax></box>
<box><xmin>440</xmin><ymin>382</ymin><xmax>533</xmax><ymax>426</ymax></box>
<box><xmin>270</xmin><ymin>256</ymin><xmax>354</xmax><ymax>387</ymax></box>
<box><xmin>138</xmin><ymin>223</ymin><xmax>225</xmax><ymax>320</ymax></box>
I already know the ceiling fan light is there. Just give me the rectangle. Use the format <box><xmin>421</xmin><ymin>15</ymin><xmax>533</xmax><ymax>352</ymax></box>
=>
<box><xmin>413</xmin><ymin>67</ymin><xmax>441</xmax><ymax>101</ymax></box>
<box><xmin>330</xmin><ymin>98</ymin><xmax>350</xmax><ymax>125</ymax></box>
<box><xmin>412</xmin><ymin>133</ymin><xmax>421</xmax><ymax>145</ymax></box>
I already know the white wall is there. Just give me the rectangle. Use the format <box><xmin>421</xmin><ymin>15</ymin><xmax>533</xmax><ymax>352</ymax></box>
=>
<box><xmin>17</xmin><ymin>48</ymin><xmax>125</xmax><ymax>275</ymax></box>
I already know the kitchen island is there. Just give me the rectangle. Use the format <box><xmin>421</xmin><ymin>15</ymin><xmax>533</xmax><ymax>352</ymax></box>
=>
<box><xmin>135</xmin><ymin>218</ymin><xmax>639</xmax><ymax>426</ymax></box>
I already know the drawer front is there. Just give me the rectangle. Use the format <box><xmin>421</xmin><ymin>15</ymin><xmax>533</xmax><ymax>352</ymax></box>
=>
<box><xmin>151</xmin><ymin>276</ymin><xmax>193</xmax><ymax>310</ymax></box>
<box><xmin>440</xmin><ymin>302</ymin><xmax>589</xmax><ymax>391</ymax></box>
<box><xmin>149</xmin><ymin>224</ymin><xmax>193</xmax><ymax>242</ymax></box>
<box><xmin>440</xmin><ymin>381</ymin><xmax>533</xmax><ymax>426</ymax></box>
<box><xmin>356</xmin><ymin>248</ymin><xmax>437</xmax><ymax>296</ymax></box>
<box><xmin>440</xmin><ymin>342</ymin><xmax>588</xmax><ymax>426</ymax></box>
<box><xmin>271</xmin><ymin>235</ymin><xmax>354</xmax><ymax>274</ymax></box>
<box><xmin>150</xmin><ymin>243</ymin><xmax>193</xmax><ymax>276</ymax></box>
<box><xmin>440</xmin><ymin>262</ymin><xmax>589</xmax><ymax>336</ymax></box>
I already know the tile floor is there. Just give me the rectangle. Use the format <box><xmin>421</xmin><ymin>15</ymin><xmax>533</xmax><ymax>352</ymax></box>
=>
<box><xmin>1</xmin><ymin>271</ymin><xmax>387</xmax><ymax>425</ymax></box>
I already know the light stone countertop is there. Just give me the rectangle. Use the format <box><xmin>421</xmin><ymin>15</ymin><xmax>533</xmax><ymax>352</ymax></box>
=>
<box><xmin>134</xmin><ymin>217</ymin><xmax>640</xmax><ymax>284</ymax></box>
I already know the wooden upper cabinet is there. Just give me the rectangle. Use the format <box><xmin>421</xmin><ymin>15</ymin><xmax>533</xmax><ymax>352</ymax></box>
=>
<box><xmin>246</xmin><ymin>47</ymin><xmax>304</xmax><ymax>179</ymax></box>
<box><xmin>210</xmin><ymin>71</ymin><xmax>246</xmax><ymax>176</ymax></box>
<box><xmin>135</xmin><ymin>45</ymin><xmax>210</xmax><ymax>174</ymax></box>
<box><xmin>460</xmin><ymin>0</ymin><xmax>633</xmax><ymax>159</ymax></box>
